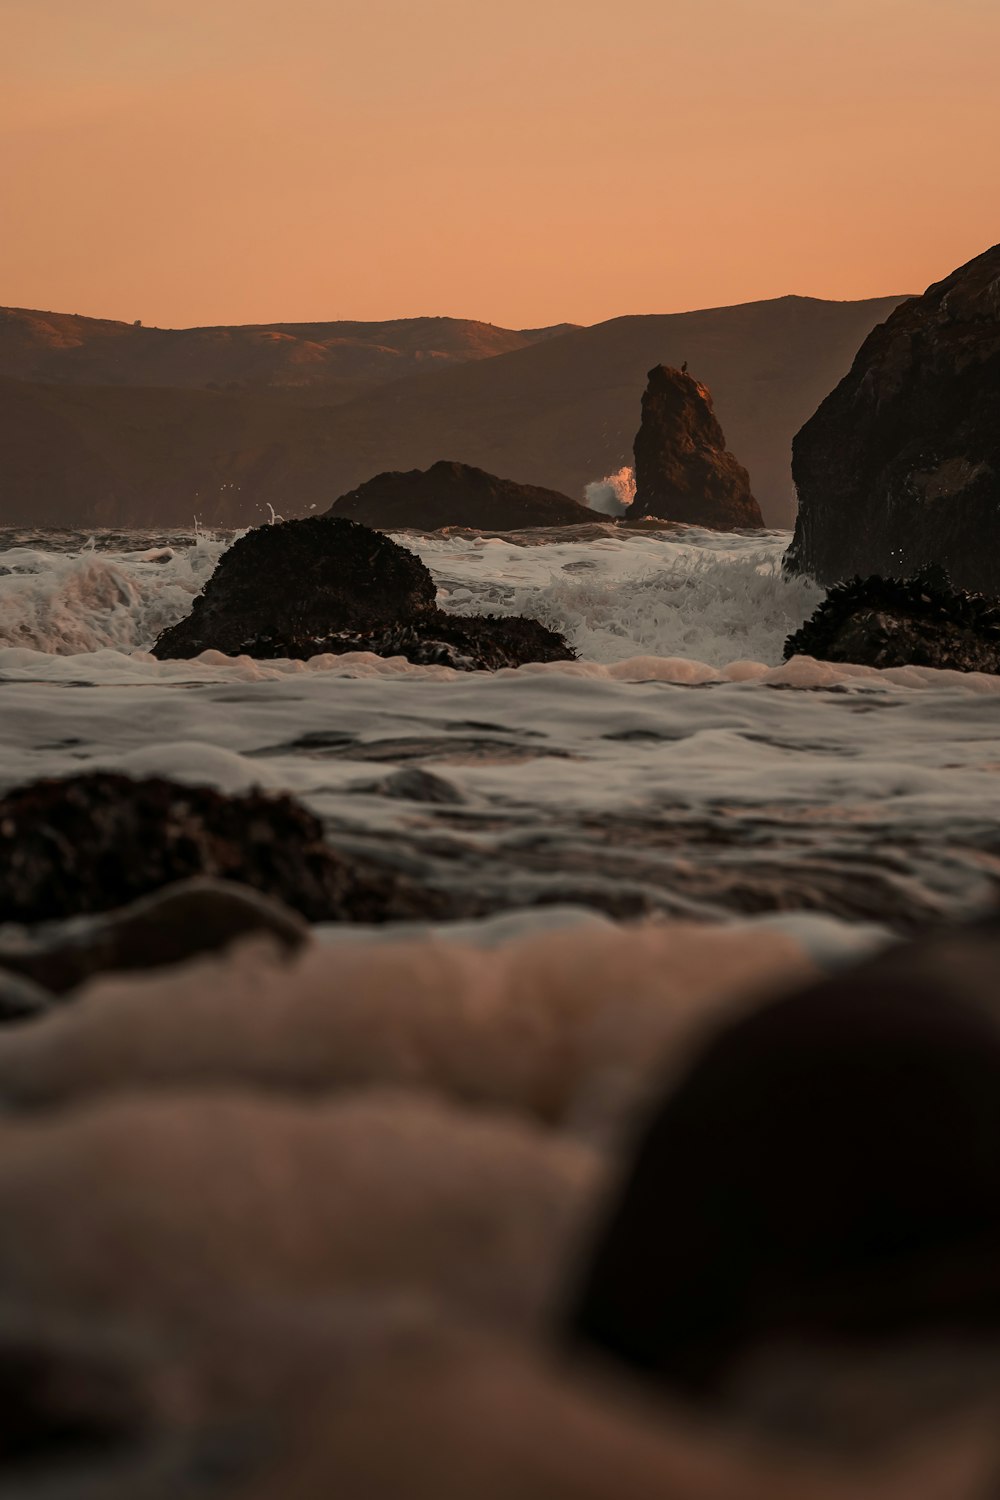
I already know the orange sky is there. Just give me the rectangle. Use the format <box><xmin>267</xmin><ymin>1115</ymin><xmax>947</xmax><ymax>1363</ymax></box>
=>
<box><xmin>3</xmin><ymin>0</ymin><xmax>998</xmax><ymax>329</ymax></box>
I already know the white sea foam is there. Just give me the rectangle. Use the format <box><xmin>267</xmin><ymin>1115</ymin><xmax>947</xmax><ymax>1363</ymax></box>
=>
<box><xmin>0</xmin><ymin>533</ymin><xmax>227</xmax><ymax>655</ymax></box>
<box><xmin>0</xmin><ymin>922</ymin><xmax>815</xmax><ymax>1139</ymax></box>
<box><xmin>0</xmin><ymin>1090</ymin><xmax>599</xmax><ymax>1331</ymax></box>
<box><xmin>410</xmin><ymin>524</ymin><xmax>821</xmax><ymax>668</ymax></box>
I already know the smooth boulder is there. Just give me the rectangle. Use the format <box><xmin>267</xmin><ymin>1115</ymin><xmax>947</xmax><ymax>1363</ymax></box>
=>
<box><xmin>783</xmin><ymin>565</ymin><xmax>1000</xmax><ymax>673</ymax></box>
<box><xmin>786</xmin><ymin>244</ymin><xmax>1000</xmax><ymax>593</ymax></box>
<box><xmin>570</xmin><ymin>935</ymin><xmax>1000</xmax><ymax>1395</ymax></box>
<box><xmin>630</xmin><ymin>366</ymin><xmax>763</xmax><ymax>530</ymax></box>
<box><xmin>331</xmin><ymin>459</ymin><xmax>596</xmax><ymax>530</ymax></box>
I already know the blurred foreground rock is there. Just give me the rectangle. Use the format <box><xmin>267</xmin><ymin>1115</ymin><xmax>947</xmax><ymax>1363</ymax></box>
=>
<box><xmin>0</xmin><ymin>877</ymin><xmax>307</xmax><ymax>996</ymax></box>
<box><xmin>571</xmin><ymin>923</ymin><xmax>1000</xmax><ymax>1393</ymax></box>
<box><xmin>0</xmin><ymin>772</ymin><xmax>453</xmax><ymax>926</ymax></box>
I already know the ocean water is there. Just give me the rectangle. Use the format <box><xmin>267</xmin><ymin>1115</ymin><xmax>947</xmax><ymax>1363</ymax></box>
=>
<box><xmin>1</xmin><ymin>523</ymin><xmax>999</xmax><ymax>943</ymax></box>
<box><xmin>4</xmin><ymin>523</ymin><xmax>1000</xmax><ymax>1496</ymax></box>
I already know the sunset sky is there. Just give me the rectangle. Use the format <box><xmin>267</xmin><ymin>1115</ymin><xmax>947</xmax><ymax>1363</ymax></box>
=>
<box><xmin>3</xmin><ymin>0</ymin><xmax>998</xmax><ymax>329</ymax></box>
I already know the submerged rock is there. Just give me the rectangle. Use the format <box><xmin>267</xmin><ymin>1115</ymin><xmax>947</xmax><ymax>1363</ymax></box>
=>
<box><xmin>152</xmin><ymin>515</ymin><xmax>574</xmax><ymax>669</ymax></box>
<box><xmin>786</xmin><ymin>243</ymin><xmax>1000</xmax><ymax>592</ymax></box>
<box><xmin>0</xmin><ymin>773</ymin><xmax>452</xmax><ymax>926</ymax></box>
<box><xmin>570</xmin><ymin>934</ymin><xmax>1000</xmax><ymax>1396</ymax></box>
<box><xmin>630</xmin><ymin>366</ymin><xmax>763</xmax><ymax>530</ymax></box>
<box><xmin>331</xmin><ymin>459</ymin><xmax>596</xmax><ymax>530</ymax></box>
<box><xmin>373</xmin><ymin>768</ymin><xmax>466</xmax><ymax>804</ymax></box>
<box><xmin>783</xmin><ymin>565</ymin><xmax>1000</xmax><ymax>673</ymax></box>
<box><xmin>0</xmin><ymin>878</ymin><xmax>309</xmax><ymax>995</ymax></box>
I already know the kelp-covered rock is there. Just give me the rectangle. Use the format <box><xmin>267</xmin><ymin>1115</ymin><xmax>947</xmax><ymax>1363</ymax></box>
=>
<box><xmin>783</xmin><ymin>565</ymin><xmax>1000</xmax><ymax>673</ymax></box>
<box><xmin>786</xmin><ymin>244</ymin><xmax>1000</xmax><ymax>592</ymax></box>
<box><xmin>0</xmin><ymin>773</ymin><xmax>452</xmax><ymax>925</ymax></box>
<box><xmin>331</xmin><ymin>459</ymin><xmax>595</xmax><ymax>530</ymax></box>
<box><xmin>313</xmin><ymin>614</ymin><xmax>575</xmax><ymax>670</ymax></box>
<box><xmin>630</xmin><ymin>366</ymin><xmax>763</xmax><ymax>530</ymax></box>
<box><xmin>152</xmin><ymin>515</ymin><xmax>574</xmax><ymax>669</ymax></box>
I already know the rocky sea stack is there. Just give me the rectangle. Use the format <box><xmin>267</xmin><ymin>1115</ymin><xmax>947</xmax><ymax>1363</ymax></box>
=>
<box><xmin>784</xmin><ymin>565</ymin><xmax>1000</xmax><ymax>674</ymax></box>
<box><xmin>786</xmin><ymin>244</ymin><xmax>1000</xmax><ymax>593</ymax></box>
<box><xmin>330</xmin><ymin>459</ymin><xmax>595</xmax><ymax>530</ymax></box>
<box><xmin>630</xmin><ymin>366</ymin><xmax>763</xmax><ymax>530</ymax></box>
<box><xmin>151</xmin><ymin>515</ymin><xmax>574</xmax><ymax>669</ymax></box>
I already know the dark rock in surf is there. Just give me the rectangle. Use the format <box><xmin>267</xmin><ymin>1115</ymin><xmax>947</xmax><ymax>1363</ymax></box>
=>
<box><xmin>783</xmin><ymin>564</ymin><xmax>1000</xmax><ymax>673</ymax></box>
<box><xmin>630</xmin><ymin>366</ymin><xmax>763</xmax><ymax>530</ymax></box>
<box><xmin>374</xmin><ymin>768</ymin><xmax>465</xmax><ymax>805</ymax></box>
<box><xmin>330</xmin><ymin>459</ymin><xmax>596</xmax><ymax>530</ymax></box>
<box><xmin>0</xmin><ymin>878</ymin><xmax>309</xmax><ymax>995</ymax></box>
<box><xmin>570</xmin><ymin>939</ymin><xmax>1000</xmax><ymax>1397</ymax></box>
<box><xmin>151</xmin><ymin>515</ymin><xmax>574</xmax><ymax>670</ymax></box>
<box><xmin>0</xmin><ymin>773</ymin><xmax>453</xmax><ymax>926</ymax></box>
<box><xmin>786</xmin><ymin>244</ymin><xmax>1000</xmax><ymax>593</ymax></box>
<box><xmin>151</xmin><ymin>515</ymin><xmax>436</xmax><ymax>659</ymax></box>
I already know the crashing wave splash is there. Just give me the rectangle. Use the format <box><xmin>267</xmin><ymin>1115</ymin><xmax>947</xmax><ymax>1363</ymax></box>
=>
<box><xmin>584</xmin><ymin>465</ymin><xmax>636</xmax><ymax>517</ymax></box>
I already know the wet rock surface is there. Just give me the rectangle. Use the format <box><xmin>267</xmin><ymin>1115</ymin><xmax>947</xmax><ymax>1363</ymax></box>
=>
<box><xmin>0</xmin><ymin>773</ymin><xmax>454</xmax><ymax>926</ymax></box>
<box><xmin>786</xmin><ymin>243</ymin><xmax>1000</xmax><ymax>593</ymax></box>
<box><xmin>0</xmin><ymin>878</ymin><xmax>309</xmax><ymax>995</ymax></box>
<box><xmin>331</xmin><ymin>459</ymin><xmax>596</xmax><ymax>530</ymax></box>
<box><xmin>630</xmin><ymin>367</ymin><xmax>763</xmax><ymax>530</ymax></box>
<box><xmin>784</xmin><ymin>566</ymin><xmax>1000</xmax><ymax>674</ymax></box>
<box><xmin>151</xmin><ymin>515</ymin><xmax>574</xmax><ymax>670</ymax></box>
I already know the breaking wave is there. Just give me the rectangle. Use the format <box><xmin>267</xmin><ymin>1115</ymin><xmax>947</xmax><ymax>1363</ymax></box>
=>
<box><xmin>583</xmin><ymin>466</ymin><xmax>636</xmax><ymax>517</ymax></box>
<box><xmin>0</xmin><ymin>533</ymin><xmax>228</xmax><ymax>655</ymax></box>
<box><xmin>0</xmin><ymin>524</ymin><xmax>818</xmax><ymax>667</ymax></box>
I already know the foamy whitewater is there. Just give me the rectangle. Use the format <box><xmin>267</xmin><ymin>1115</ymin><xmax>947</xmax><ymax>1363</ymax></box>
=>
<box><xmin>2</xmin><ymin>523</ymin><xmax>1000</xmax><ymax>947</ymax></box>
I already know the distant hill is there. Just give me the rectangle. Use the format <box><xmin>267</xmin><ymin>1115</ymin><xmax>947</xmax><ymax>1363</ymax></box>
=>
<box><xmin>0</xmin><ymin>308</ymin><xmax>576</xmax><ymax>405</ymax></box>
<box><xmin>315</xmin><ymin>294</ymin><xmax>909</xmax><ymax>529</ymax></box>
<box><xmin>0</xmin><ymin>295</ymin><xmax>909</xmax><ymax>529</ymax></box>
